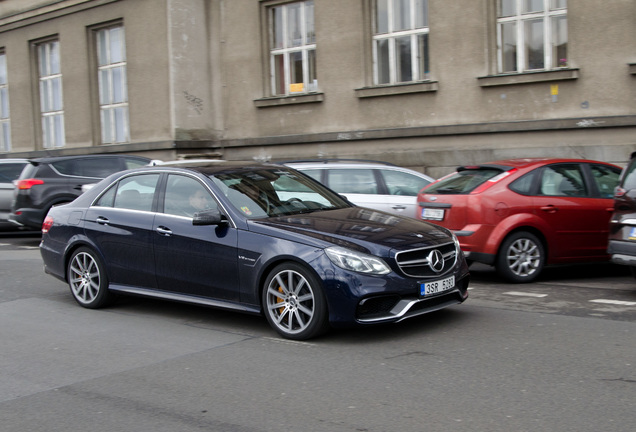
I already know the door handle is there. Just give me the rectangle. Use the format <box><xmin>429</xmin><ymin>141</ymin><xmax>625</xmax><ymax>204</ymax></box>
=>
<box><xmin>392</xmin><ymin>205</ymin><xmax>407</xmax><ymax>210</ymax></box>
<box><xmin>96</xmin><ymin>216</ymin><xmax>109</xmax><ymax>225</ymax></box>
<box><xmin>156</xmin><ymin>226</ymin><xmax>172</xmax><ymax>236</ymax></box>
<box><xmin>540</xmin><ymin>205</ymin><xmax>558</xmax><ymax>213</ymax></box>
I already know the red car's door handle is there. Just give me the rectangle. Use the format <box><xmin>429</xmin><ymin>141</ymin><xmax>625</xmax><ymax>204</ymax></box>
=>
<box><xmin>540</xmin><ymin>205</ymin><xmax>558</xmax><ymax>213</ymax></box>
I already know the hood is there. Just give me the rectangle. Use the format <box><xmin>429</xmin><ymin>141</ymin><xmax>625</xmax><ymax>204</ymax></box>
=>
<box><xmin>250</xmin><ymin>207</ymin><xmax>454</xmax><ymax>256</ymax></box>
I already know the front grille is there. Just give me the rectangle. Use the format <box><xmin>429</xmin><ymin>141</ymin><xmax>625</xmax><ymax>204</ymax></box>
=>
<box><xmin>395</xmin><ymin>241</ymin><xmax>457</xmax><ymax>278</ymax></box>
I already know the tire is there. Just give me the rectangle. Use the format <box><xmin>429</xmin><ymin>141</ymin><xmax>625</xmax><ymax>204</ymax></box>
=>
<box><xmin>496</xmin><ymin>232</ymin><xmax>545</xmax><ymax>283</ymax></box>
<box><xmin>67</xmin><ymin>247</ymin><xmax>113</xmax><ymax>309</ymax></box>
<box><xmin>262</xmin><ymin>262</ymin><xmax>329</xmax><ymax>340</ymax></box>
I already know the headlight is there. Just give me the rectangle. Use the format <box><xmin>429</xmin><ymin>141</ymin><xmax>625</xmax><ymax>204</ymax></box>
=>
<box><xmin>324</xmin><ymin>246</ymin><xmax>391</xmax><ymax>275</ymax></box>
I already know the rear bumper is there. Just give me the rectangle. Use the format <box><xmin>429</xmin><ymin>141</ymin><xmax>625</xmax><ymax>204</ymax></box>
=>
<box><xmin>608</xmin><ymin>239</ymin><xmax>636</xmax><ymax>267</ymax></box>
<box><xmin>9</xmin><ymin>208</ymin><xmax>47</xmax><ymax>230</ymax></box>
<box><xmin>452</xmin><ymin>225</ymin><xmax>497</xmax><ymax>265</ymax></box>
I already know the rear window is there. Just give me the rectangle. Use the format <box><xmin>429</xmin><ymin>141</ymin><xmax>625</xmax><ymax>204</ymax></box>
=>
<box><xmin>424</xmin><ymin>168</ymin><xmax>503</xmax><ymax>194</ymax></box>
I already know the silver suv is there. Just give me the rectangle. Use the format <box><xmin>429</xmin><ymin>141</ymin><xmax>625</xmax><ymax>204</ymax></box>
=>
<box><xmin>0</xmin><ymin>158</ymin><xmax>29</xmax><ymax>227</ymax></box>
<box><xmin>284</xmin><ymin>159</ymin><xmax>434</xmax><ymax>217</ymax></box>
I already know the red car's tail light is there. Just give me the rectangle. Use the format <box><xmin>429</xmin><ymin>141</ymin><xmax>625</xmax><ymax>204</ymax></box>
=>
<box><xmin>42</xmin><ymin>216</ymin><xmax>54</xmax><ymax>234</ymax></box>
<box><xmin>470</xmin><ymin>168</ymin><xmax>518</xmax><ymax>194</ymax></box>
<box><xmin>16</xmin><ymin>179</ymin><xmax>44</xmax><ymax>190</ymax></box>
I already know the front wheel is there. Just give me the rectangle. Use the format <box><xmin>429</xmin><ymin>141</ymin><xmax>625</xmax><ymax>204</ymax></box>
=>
<box><xmin>496</xmin><ymin>232</ymin><xmax>545</xmax><ymax>283</ymax></box>
<box><xmin>67</xmin><ymin>247</ymin><xmax>113</xmax><ymax>308</ymax></box>
<box><xmin>262</xmin><ymin>263</ymin><xmax>329</xmax><ymax>340</ymax></box>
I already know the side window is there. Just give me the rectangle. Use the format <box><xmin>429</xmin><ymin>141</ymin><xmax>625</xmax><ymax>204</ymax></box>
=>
<box><xmin>298</xmin><ymin>169</ymin><xmax>322</xmax><ymax>183</ymax></box>
<box><xmin>51</xmin><ymin>158</ymin><xmax>121</xmax><ymax>177</ymax></box>
<box><xmin>373</xmin><ymin>0</ymin><xmax>430</xmax><ymax>85</ymax></box>
<box><xmin>539</xmin><ymin>164</ymin><xmax>587</xmax><ymax>197</ymax></box>
<box><xmin>589</xmin><ymin>164</ymin><xmax>620</xmax><ymax>199</ymax></box>
<box><xmin>123</xmin><ymin>157</ymin><xmax>148</xmax><ymax>169</ymax></box>
<box><xmin>326</xmin><ymin>169</ymin><xmax>378</xmax><ymax>194</ymax></box>
<box><xmin>112</xmin><ymin>174</ymin><xmax>160</xmax><ymax>211</ymax></box>
<box><xmin>164</xmin><ymin>174</ymin><xmax>217</xmax><ymax>217</ymax></box>
<box><xmin>508</xmin><ymin>170</ymin><xmax>537</xmax><ymax>195</ymax></box>
<box><xmin>381</xmin><ymin>169</ymin><xmax>431</xmax><ymax>196</ymax></box>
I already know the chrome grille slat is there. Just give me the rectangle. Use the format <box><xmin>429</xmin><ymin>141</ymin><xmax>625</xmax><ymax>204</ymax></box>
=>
<box><xmin>394</xmin><ymin>241</ymin><xmax>458</xmax><ymax>278</ymax></box>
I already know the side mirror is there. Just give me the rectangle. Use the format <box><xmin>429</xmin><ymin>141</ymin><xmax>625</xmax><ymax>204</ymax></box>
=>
<box><xmin>192</xmin><ymin>209</ymin><xmax>227</xmax><ymax>226</ymax></box>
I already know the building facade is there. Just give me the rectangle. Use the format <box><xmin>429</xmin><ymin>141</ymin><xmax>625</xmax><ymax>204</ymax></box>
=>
<box><xmin>0</xmin><ymin>0</ymin><xmax>634</xmax><ymax>177</ymax></box>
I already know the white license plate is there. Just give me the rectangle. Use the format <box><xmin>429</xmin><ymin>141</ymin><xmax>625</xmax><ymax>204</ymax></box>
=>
<box><xmin>421</xmin><ymin>208</ymin><xmax>444</xmax><ymax>221</ymax></box>
<box><xmin>421</xmin><ymin>276</ymin><xmax>455</xmax><ymax>296</ymax></box>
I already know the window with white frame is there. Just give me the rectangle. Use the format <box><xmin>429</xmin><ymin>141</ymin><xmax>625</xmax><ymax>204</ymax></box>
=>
<box><xmin>497</xmin><ymin>0</ymin><xmax>567</xmax><ymax>73</ymax></box>
<box><xmin>0</xmin><ymin>52</ymin><xmax>10</xmax><ymax>152</ymax></box>
<box><xmin>269</xmin><ymin>1</ymin><xmax>316</xmax><ymax>96</ymax></box>
<box><xmin>97</xmin><ymin>25</ymin><xmax>129</xmax><ymax>144</ymax></box>
<box><xmin>38</xmin><ymin>40</ymin><xmax>65</xmax><ymax>149</ymax></box>
<box><xmin>373</xmin><ymin>0</ymin><xmax>430</xmax><ymax>85</ymax></box>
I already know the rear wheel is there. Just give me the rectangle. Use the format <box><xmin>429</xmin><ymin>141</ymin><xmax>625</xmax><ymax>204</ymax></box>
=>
<box><xmin>262</xmin><ymin>262</ymin><xmax>329</xmax><ymax>340</ymax></box>
<box><xmin>496</xmin><ymin>232</ymin><xmax>545</xmax><ymax>283</ymax></box>
<box><xmin>67</xmin><ymin>247</ymin><xmax>113</xmax><ymax>308</ymax></box>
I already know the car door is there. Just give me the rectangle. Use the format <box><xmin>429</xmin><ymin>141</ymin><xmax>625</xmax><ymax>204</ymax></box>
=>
<box><xmin>379</xmin><ymin>168</ymin><xmax>432</xmax><ymax>217</ymax></box>
<box><xmin>531</xmin><ymin>163</ymin><xmax>614</xmax><ymax>260</ymax></box>
<box><xmin>84</xmin><ymin>173</ymin><xmax>161</xmax><ymax>288</ymax></box>
<box><xmin>152</xmin><ymin>174</ymin><xmax>240</xmax><ymax>301</ymax></box>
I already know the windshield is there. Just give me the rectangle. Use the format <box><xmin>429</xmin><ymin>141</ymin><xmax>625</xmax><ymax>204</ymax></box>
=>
<box><xmin>425</xmin><ymin>168</ymin><xmax>504</xmax><ymax>194</ymax></box>
<box><xmin>210</xmin><ymin>167</ymin><xmax>352</xmax><ymax>218</ymax></box>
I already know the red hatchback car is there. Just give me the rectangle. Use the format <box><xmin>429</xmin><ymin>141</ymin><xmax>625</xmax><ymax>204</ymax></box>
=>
<box><xmin>417</xmin><ymin>158</ymin><xmax>621</xmax><ymax>282</ymax></box>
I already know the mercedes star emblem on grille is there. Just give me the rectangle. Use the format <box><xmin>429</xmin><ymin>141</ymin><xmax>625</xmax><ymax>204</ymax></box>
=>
<box><xmin>427</xmin><ymin>249</ymin><xmax>444</xmax><ymax>273</ymax></box>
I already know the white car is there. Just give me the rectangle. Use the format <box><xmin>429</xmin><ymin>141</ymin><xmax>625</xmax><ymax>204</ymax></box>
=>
<box><xmin>285</xmin><ymin>160</ymin><xmax>434</xmax><ymax>218</ymax></box>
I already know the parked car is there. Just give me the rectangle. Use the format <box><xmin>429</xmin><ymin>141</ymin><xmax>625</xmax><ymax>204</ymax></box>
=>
<box><xmin>284</xmin><ymin>159</ymin><xmax>434</xmax><ymax>217</ymax></box>
<box><xmin>417</xmin><ymin>158</ymin><xmax>621</xmax><ymax>283</ymax></box>
<box><xmin>39</xmin><ymin>161</ymin><xmax>469</xmax><ymax>340</ymax></box>
<box><xmin>0</xmin><ymin>158</ymin><xmax>29</xmax><ymax>227</ymax></box>
<box><xmin>608</xmin><ymin>151</ymin><xmax>636</xmax><ymax>277</ymax></box>
<box><xmin>10</xmin><ymin>154</ymin><xmax>150</xmax><ymax>230</ymax></box>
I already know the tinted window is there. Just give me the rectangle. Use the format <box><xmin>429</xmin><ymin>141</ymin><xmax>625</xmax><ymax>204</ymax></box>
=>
<box><xmin>326</xmin><ymin>169</ymin><xmax>378</xmax><ymax>194</ymax></box>
<box><xmin>124</xmin><ymin>157</ymin><xmax>149</xmax><ymax>169</ymax></box>
<box><xmin>425</xmin><ymin>168</ymin><xmax>503</xmax><ymax>194</ymax></box>
<box><xmin>589</xmin><ymin>164</ymin><xmax>620</xmax><ymax>198</ymax></box>
<box><xmin>52</xmin><ymin>158</ymin><xmax>122</xmax><ymax>177</ymax></box>
<box><xmin>299</xmin><ymin>169</ymin><xmax>322</xmax><ymax>182</ymax></box>
<box><xmin>539</xmin><ymin>164</ymin><xmax>587</xmax><ymax>197</ymax></box>
<box><xmin>164</xmin><ymin>174</ymin><xmax>217</xmax><ymax>217</ymax></box>
<box><xmin>96</xmin><ymin>174</ymin><xmax>160</xmax><ymax>211</ymax></box>
<box><xmin>381</xmin><ymin>169</ymin><xmax>430</xmax><ymax>196</ymax></box>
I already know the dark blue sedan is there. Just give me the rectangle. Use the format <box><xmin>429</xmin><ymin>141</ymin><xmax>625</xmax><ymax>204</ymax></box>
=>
<box><xmin>40</xmin><ymin>161</ymin><xmax>469</xmax><ymax>339</ymax></box>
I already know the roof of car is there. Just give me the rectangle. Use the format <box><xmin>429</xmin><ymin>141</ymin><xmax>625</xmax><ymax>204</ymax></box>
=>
<box><xmin>283</xmin><ymin>159</ymin><xmax>398</xmax><ymax>167</ymax></box>
<box><xmin>460</xmin><ymin>158</ymin><xmax>619</xmax><ymax>171</ymax></box>
<box><xmin>146</xmin><ymin>160</ymin><xmax>285</xmax><ymax>175</ymax></box>
<box><xmin>29</xmin><ymin>154</ymin><xmax>151</xmax><ymax>164</ymax></box>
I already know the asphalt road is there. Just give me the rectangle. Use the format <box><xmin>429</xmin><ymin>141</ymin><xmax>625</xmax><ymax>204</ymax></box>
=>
<box><xmin>0</xmin><ymin>231</ymin><xmax>634</xmax><ymax>432</ymax></box>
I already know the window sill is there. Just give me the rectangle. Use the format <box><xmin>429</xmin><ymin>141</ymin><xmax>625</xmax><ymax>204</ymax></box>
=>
<box><xmin>355</xmin><ymin>81</ymin><xmax>438</xmax><ymax>98</ymax></box>
<box><xmin>477</xmin><ymin>68</ymin><xmax>579</xmax><ymax>87</ymax></box>
<box><xmin>254</xmin><ymin>92</ymin><xmax>324</xmax><ymax>108</ymax></box>
<box><xmin>629</xmin><ymin>64</ymin><xmax>636</xmax><ymax>75</ymax></box>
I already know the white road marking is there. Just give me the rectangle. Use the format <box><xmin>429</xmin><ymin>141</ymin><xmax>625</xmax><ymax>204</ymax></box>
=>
<box><xmin>503</xmin><ymin>291</ymin><xmax>548</xmax><ymax>298</ymax></box>
<box><xmin>590</xmin><ymin>299</ymin><xmax>636</xmax><ymax>306</ymax></box>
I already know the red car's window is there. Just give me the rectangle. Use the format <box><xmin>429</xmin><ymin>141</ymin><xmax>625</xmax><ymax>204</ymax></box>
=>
<box><xmin>425</xmin><ymin>168</ymin><xmax>503</xmax><ymax>194</ymax></box>
<box><xmin>539</xmin><ymin>165</ymin><xmax>587</xmax><ymax>197</ymax></box>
